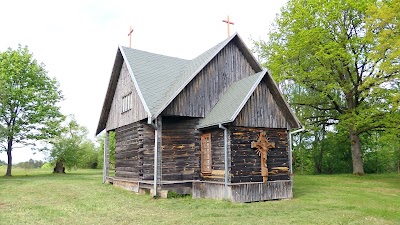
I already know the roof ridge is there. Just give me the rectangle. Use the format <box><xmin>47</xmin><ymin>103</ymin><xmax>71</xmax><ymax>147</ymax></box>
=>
<box><xmin>120</xmin><ymin>46</ymin><xmax>190</xmax><ymax>61</ymax></box>
<box><xmin>152</xmin><ymin>34</ymin><xmax>238</xmax><ymax>118</ymax></box>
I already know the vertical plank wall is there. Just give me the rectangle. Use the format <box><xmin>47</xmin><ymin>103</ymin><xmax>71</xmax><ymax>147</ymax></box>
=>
<box><xmin>163</xmin><ymin>42</ymin><xmax>258</xmax><ymax>117</ymax></box>
<box><xmin>106</xmin><ymin>61</ymin><xmax>147</xmax><ymax>131</ymax></box>
<box><xmin>234</xmin><ymin>80</ymin><xmax>291</xmax><ymax>129</ymax></box>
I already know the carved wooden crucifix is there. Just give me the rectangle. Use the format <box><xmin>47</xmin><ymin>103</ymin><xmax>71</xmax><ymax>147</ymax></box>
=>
<box><xmin>251</xmin><ymin>131</ymin><xmax>275</xmax><ymax>183</ymax></box>
<box><xmin>222</xmin><ymin>15</ymin><xmax>234</xmax><ymax>37</ymax></box>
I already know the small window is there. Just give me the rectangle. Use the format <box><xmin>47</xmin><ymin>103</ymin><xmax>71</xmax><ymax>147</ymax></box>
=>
<box><xmin>122</xmin><ymin>93</ymin><xmax>132</xmax><ymax>113</ymax></box>
<box><xmin>201</xmin><ymin>133</ymin><xmax>212</xmax><ymax>175</ymax></box>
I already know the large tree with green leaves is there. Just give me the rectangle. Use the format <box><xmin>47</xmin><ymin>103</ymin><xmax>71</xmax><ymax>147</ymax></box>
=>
<box><xmin>0</xmin><ymin>45</ymin><xmax>64</xmax><ymax>176</ymax></box>
<box><xmin>49</xmin><ymin>116</ymin><xmax>99</xmax><ymax>173</ymax></box>
<box><xmin>256</xmin><ymin>0</ymin><xmax>399</xmax><ymax>175</ymax></box>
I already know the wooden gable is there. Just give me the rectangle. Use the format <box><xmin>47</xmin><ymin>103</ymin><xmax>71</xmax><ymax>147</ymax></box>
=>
<box><xmin>162</xmin><ymin>40</ymin><xmax>260</xmax><ymax>118</ymax></box>
<box><xmin>233</xmin><ymin>79</ymin><xmax>294</xmax><ymax>129</ymax></box>
<box><xmin>106</xmin><ymin>61</ymin><xmax>147</xmax><ymax>131</ymax></box>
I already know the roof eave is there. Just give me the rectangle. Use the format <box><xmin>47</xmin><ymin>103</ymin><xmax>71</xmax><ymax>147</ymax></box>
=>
<box><xmin>233</xmin><ymin>33</ymin><xmax>263</xmax><ymax>72</ymax></box>
<box><xmin>229</xmin><ymin>70</ymin><xmax>266</xmax><ymax>122</ymax></box>
<box><xmin>95</xmin><ymin>48</ymin><xmax>124</xmax><ymax>135</ymax></box>
<box><xmin>152</xmin><ymin>32</ymin><xmax>264</xmax><ymax>119</ymax></box>
<box><xmin>197</xmin><ymin>120</ymin><xmax>233</xmax><ymax>129</ymax></box>
<box><xmin>119</xmin><ymin>46</ymin><xmax>152</xmax><ymax>118</ymax></box>
<box><xmin>151</xmin><ymin>35</ymin><xmax>237</xmax><ymax>119</ymax></box>
<box><xmin>265</xmin><ymin>69</ymin><xmax>302</xmax><ymax>129</ymax></box>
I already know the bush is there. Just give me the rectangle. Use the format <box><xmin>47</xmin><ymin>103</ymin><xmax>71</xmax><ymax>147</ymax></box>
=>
<box><xmin>41</xmin><ymin>163</ymin><xmax>53</xmax><ymax>169</ymax></box>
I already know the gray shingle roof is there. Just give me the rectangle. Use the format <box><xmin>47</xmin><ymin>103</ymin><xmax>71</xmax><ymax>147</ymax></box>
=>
<box><xmin>197</xmin><ymin>70</ymin><xmax>266</xmax><ymax>128</ymax></box>
<box><xmin>96</xmin><ymin>33</ymin><xmax>301</xmax><ymax>135</ymax></box>
<box><xmin>120</xmin><ymin>47</ymin><xmax>188</xmax><ymax>114</ymax></box>
<box><xmin>120</xmin><ymin>34</ymin><xmax>235</xmax><ymax>118</ymax></box>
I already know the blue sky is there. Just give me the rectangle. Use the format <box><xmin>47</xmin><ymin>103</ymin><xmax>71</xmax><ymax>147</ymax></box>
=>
<box><xmin>0</xmin><ymin>0</ymin><xmax>287</xmax><ymax>163</ymax></box>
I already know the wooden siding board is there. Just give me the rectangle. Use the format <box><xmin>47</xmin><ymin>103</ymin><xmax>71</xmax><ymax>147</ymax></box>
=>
<box><xmin>192</xmin><ymin>180</ymin><xmax>293</xmax><ymax>202</ymax></box>
<box><xmin>162</xmin><ymin>42</ymin><xmax>256</xmax><ymax>117</ymax></box>
<box><xmin>230</xmin><ymin>126</ymin><xmax>290</xmax><ymax>182</ymax></box>
<box><xmin>106</xmin><ymin>62</ymin><xmax>147</xmax><ymax>131</ymax></box>
<box><xmin>233</xmin><ymin>80</ymin><xmax>291</xmax><ymax>129</ymax></box>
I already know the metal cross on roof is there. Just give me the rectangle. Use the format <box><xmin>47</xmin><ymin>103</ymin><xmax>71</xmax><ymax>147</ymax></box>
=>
<box><xmin>128</xmin><ymin>26</ymin><xmax>134</xmax><ymax>48</ymax></box>
<box><xmin>222</xmin><ymin>15</ymin><xmax>234</xmax><ymax>37</ymax></box>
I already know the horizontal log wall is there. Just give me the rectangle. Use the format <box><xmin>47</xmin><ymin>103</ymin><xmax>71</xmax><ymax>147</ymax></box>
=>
<box><xmin>106</xmin><ymin>61</ymin><xmax>147</xmax><ymax>131</ymax></box>
<box><xmin>162</xmin><ymin>42</ymin><xmax>257</xmax><ymax>117</ymax></box>
<box><xmin>200</xmin><ymin>128</ymin><xmax>231</xmax><ymax>182</ymax></box>
<box><xmin>114</xmin><ymin>120</ymin><xmax>154</xmax><ymax>180</ymax></box>
<box><xmin>234</xmin><ymin>80</ymin><xmax>290</xmax><ymax>129</ymax></box>
<box><xmin>161</xmin><ymin>117</ymin><xmax>201</xmax><ymax>181</ymax></box>
<box><xmin>230</xmin><ymin>126</ymin><xmax>290</xmax><ymax>183</ymax></box>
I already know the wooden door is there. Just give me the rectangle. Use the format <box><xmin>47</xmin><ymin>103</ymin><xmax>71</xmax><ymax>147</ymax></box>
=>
<box><xmin>201</xmin><ymin>133</ymin><xmax>212</xmax><ymax>175</ymax></box>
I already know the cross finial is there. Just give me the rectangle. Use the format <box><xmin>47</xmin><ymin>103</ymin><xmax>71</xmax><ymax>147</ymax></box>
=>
<box><xmin>128</xmin><ymin>26</ymin><xmax>134</xmax><ymax>48</ymax></box>
<box><xmin>222</xmin><ymin>15</ymin><xmax>234</xmax><ymax>37</ymax></box>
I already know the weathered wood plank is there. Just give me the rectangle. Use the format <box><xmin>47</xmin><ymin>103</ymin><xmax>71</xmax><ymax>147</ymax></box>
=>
<box><xmin>192</xmin><ymin>180</ymin><xmax>293</xmax><ymax>202</ymax></box>
<box><xmin>233</xmin><ymin>81</ymin><xmax>291</xmax><ymax>129</ymax></box>
<box><xmin>229</xmin><ymin>126</ymin><xmax>289</xmax><ymax>183</ymax></box>
<box><xmin>106</xmin><ymin>61</ymin><xmax>147</xmax><ymax>131</ymax></box>
<box><xmin>114</xmin><ymin>120</ymin><xmax>154</xmax><ymax>180</ymax></box>
<box><xmin>162</xmin><ymin>42</ymin><xmax>257</xmax><ymax>117</ymax></box>
<box><xmin>161</xmin><ymin>116</ymin><xmax>201</xmax><ymax>181</ymax></box>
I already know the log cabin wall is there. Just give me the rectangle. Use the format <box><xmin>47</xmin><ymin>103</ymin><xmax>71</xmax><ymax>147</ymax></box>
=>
<box><xmin>230</xmin><ymin>126</ymin><xmax>289</xmax><ymax>183</ymax></box>
<box><xmin>162</xmin><ymin>42</ymin><xmax>258</xmax><ymax>117</ymax></box>
<box><xmin>114</xmin><ymin>120</ymin><xmax>154</xmax><ymax>180</ymax></box>
<box><xmin>233</xmin><ymin>80</ymin><xmax>291</xmax><ymax>129</ymax></box>
<box><xmin>200</xmin><ymin>127</ymin><xmax>231</xmax><ymax>182</ymax></box>
<box><xmin>161</xmin><ymin>117</ymin><xmax>201</xmax><ymax>181</ymax></box>
<box><xmin>106</xmin><ymin>61</ymin><xmax>147</xmax><ymax>131</ymax></box>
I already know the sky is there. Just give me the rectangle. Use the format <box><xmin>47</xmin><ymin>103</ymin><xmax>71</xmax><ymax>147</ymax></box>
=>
<box><xmin>0</xmin><ymin>0</ymin><xmax>287</xmax><ymax>163</ymax></box>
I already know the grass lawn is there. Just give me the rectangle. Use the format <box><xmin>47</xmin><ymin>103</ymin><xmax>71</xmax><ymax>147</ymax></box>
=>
<box><xmin>0</xmin><ymin>166</ymin><xmax>399</xmax><ymax>225</ymax></box>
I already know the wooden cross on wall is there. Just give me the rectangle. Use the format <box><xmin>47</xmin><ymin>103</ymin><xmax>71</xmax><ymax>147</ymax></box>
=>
<box><xmin>222</xmin><ymin>15</ymin><xmax>234</xmax><ymax>37</ymax></box>
<box><xmin>251</xmin><ymin>132</ymin><xmax>275</xmax><ymax>183</ymax></box>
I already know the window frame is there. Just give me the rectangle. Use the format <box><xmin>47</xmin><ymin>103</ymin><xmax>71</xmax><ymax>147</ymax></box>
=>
<box><xmin>122</xmin><ymin>92</ymin><xmax>132</xmax><ymax>113</ymax></box>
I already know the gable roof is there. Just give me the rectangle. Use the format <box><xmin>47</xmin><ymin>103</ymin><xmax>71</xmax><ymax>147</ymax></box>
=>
<box><xmin>198</xmin><ymin>70</ymin><xmax>265</xmax><ymax>128</ymax></box>
<box><xmin>96</xmin><ymin>33</ymin><xmax>263</xmax><ymax>134</ymax></box>
<box><xmin>197</xmin><ymin>70</ymin><xmax>301</xmax><ymax>129</ymax></box>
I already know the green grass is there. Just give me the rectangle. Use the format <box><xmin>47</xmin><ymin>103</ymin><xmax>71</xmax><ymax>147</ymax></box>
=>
<box><xmin>0</xmin><ymin>166</ymin><xmax>399</xmax><ymax>225</ymax></box>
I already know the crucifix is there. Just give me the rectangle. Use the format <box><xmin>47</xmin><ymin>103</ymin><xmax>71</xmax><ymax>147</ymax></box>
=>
<box><xmin>251</xmin><ymin>131</ymin><xmax>276</xmax><ymax>183</ymax></box>
<box><xmin>128</xmin><ymin>26</ymin><xmax>134</xmax><ymax>48</ymax></box>
<box><xmin>222</xmin><ymin>15</ymin><xmax>234</xmax><ymax>37</ymax></box>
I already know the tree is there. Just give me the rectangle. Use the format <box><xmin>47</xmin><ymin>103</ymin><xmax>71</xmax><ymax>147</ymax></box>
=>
<box><xmin>49</xmin><ymin>116</ymin><xmax>99</xmax><ymax>172</ymax></box>
<box><xmin>0</xmin><ymin>45</ymin><xmax>64</xmax><ymax>176</ymax></box>
<box><xmin>255</xmin><ymin>0</ymin><xmax>400</xmax><ymax>175</ymax></box>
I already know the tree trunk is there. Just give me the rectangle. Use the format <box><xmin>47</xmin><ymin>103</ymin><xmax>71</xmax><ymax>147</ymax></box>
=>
<box><xmin>349</xmin><ymin>126</ymin><xmax>364</xmax><ymax>175</ymax></box>
<box><xmin>53</xmin><ymin>161</ymin><xmax>65</xmax><ymax>173</ymax></box>
<box><xmin>6</xmin><ymin>138</ymin><xmax>13</xmax><ymax>176</ymax></box>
